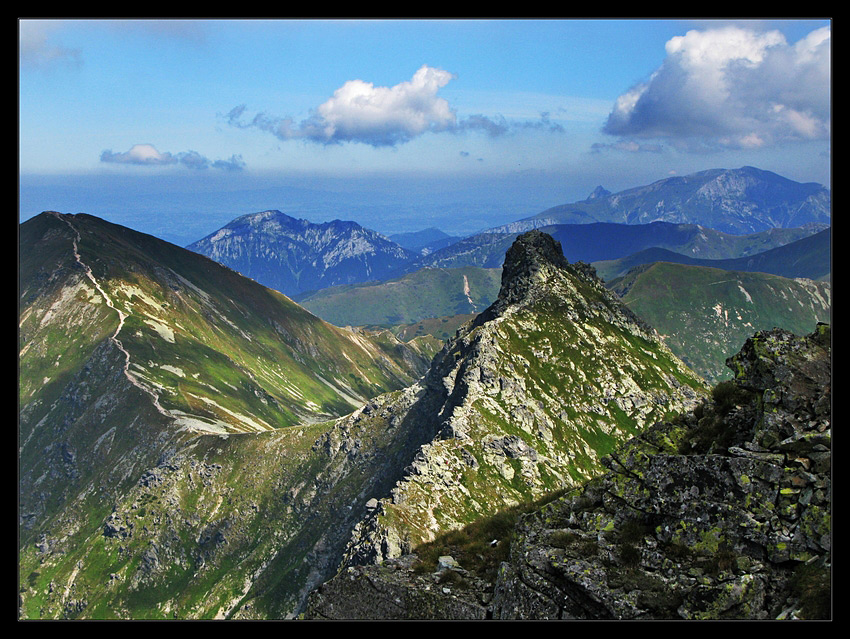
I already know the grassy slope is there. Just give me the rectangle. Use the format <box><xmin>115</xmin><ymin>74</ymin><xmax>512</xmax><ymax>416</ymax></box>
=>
<box><xmin>609</xmin><ymin>262</ymin><xmax>832</xmax><ymax>382</ymax></box>
<box><xmin>18</xmin><ymin>212</ymin><xmax>436</xmax><ymax>619</ymax></box>
<box><xmin>297</xmin><ymin>266</ymin><xmax>502</xmax><ymax>327</ymax></box>
<box><xmin>21</xmin><ymin>213</ymin><xmax>428</xmax><ymax>435</ymax></box>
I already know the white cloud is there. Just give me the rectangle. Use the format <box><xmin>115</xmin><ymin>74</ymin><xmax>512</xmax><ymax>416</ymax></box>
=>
<box><xmin>227</xmin><ymin>65</ymin><xmax>564</xmax><ymax>148</ymax></box>
<box><xmin>312</xmin><ymin>65</ymin><xmax>457</xmax><ymax>145</ymax></box>
<box><xmin>100</xmin><ymin>144</ymin><xmax>244</xmax><ymax>171</ymax></box>
<box><xmin>101</xmin><ymin>144</ymin><xmax>176</xmax><ymax>165</ymax></box>
<box><xmin>603</xmin><ymin>25</ymin><xmax>830</xmax><ymax>150</ymax></box>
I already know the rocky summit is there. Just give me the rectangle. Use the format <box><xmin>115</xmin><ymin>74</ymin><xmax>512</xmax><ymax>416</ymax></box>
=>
<box><xmin>315</xmin><ymin>230</ymin><xmax>708</xmax><ymax>581</ymax></box>
<box><xmin>307</xmin><ymin>324</ymin><xmax>831</xmax><ymax>620</ymax></box>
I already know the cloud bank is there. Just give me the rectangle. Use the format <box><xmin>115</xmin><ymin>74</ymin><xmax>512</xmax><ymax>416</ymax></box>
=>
<box><xmin>100</xmin><ymin>144</ymin><xmax>245</xmax><ymax>171</ymax></box>
<box><xmin>227</xmin><ymin>65</ymin><xmax>563</xmax><ymax>148</ymax></box>
<box><xmin>603</xmin><ymin>25</ymin><xmax>830</xmax><ymax>151</ymax></box>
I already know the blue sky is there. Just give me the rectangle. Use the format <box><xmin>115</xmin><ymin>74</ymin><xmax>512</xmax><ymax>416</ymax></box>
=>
<box><xmin>19</xmin><ymin>18</ymin><xmax>831</xmax><ymax>240</ymax></box>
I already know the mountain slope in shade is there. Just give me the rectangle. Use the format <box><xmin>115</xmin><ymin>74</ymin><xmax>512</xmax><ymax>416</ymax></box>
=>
<box><xmin>408</xmin><ymin>221</ymin><xmax>825</xmax><ymax>276</ymax></box>
<box><xmin>595</xmin><ymin>227</ymin><xmax>831</xmax><ymax>281</ymax></box>
<box><xmin>496</xmin><ymin>166</ymin><xmax>830</xmax><ymax>235</ymax></box>
<box><xmin>185</xmin><ymin>210</ymin><xmax>418</xmax><ymax>297</ymax></box>
<box><xmin>608</xmin><ymin>261</ymin><xmax>831</xmax><ymax>383</ymax></box>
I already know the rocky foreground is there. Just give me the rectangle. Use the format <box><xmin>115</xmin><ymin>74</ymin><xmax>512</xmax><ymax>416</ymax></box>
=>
<box><xmin>306</xmin><ymin>324</ymin><xmax>831</xmax><ymax>620</ymax></box>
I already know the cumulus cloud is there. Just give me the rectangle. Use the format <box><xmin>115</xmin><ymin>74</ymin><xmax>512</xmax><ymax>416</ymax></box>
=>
<box><xmin>602</xmin><ymin>25</ymin><xmax>830</xmax><ymax>151</ymax></box>
<box><xmin>227</xmin><ymin>65</ymin><xmax>564</xmax><ymax>148</ymax></box>
<box><xmin>100</xmin><ymin>143</ymin><xmax>245</xmax><ymax>171</ymax></box>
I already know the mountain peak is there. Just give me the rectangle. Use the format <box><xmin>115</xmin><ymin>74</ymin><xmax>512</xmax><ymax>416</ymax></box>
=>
<box><xmin>504</xmin><ymin>228</ymin><xmax>568</xmax><ymax>272</ymax></box>
<box><xmin>586</xmin><ymin>185</ymin><xmax>611</xmax><ymax>200</ymax></box>
<box><xmin>483</xmin><ymin>230</ymin><xmax>576</xmax><ymax>319</ymax></box>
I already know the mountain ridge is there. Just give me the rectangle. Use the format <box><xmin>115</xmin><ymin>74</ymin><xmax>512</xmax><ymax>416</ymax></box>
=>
<box><xmin>306</xmin><ymin>323</ymin><xmax>831</xmax><ymax>620</ymax></box>
<box><xmin>186</xmin><ymin>209</ymin><xmax>418</xmax><ymax>298</ymax></box>
<box><xmin>335</xmin><ymin>231</ymin><xmax>708</xmax><ymax>567</ymax></box>
<box><xmin>490</xmin><ymin>166</ymin><xmax>829</xmax><ymax>235</ymax></box>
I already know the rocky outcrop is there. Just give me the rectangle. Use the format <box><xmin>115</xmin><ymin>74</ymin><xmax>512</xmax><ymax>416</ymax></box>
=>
<box><xmin>306</xmin><ymin>324</ymin><xmax>830</xmax><ymax>620</ymax></box>
<box><xmin>305</xmin><ymin>555</ymin><xmax>491</xmax><ymax>620</ymax></box>
<box><xmin>304</xmin><ymin>231</ymin><xmax>708</xmax><ymax>614</ymax></box>
<box><xmin>491</xmin><ymin>324</ymin><xmax>831</xmax><ymax>620</ymax></box>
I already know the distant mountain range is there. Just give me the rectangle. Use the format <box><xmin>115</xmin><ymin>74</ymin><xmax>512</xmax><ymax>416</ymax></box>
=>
<box><xmin>185</xmin><ymin>167</ymin><xmax>829</xmax><ymax>299</ymax></box>
<box><xmin>594</xmin><ymin>227</ymin><xmax>831</xmax><ymax>282</ymax></box>
<box><xmin>186</xmin><ymin>210</ymin><xmax>418</xmax><ymax>298</ymax></box>
<box><xmin>388</xmin><ymin>227</ymin><xmax>461</xmax><ymax>255</ymax></box>
<box><xmin>491</xmin><ymin>166</ymin><xmax>830</xmax><ymax>235</ymax></box>
<box><xmin>409</xmin><ymin>221</ymin><xmax>826</xmax><ymax>274</ymax></box>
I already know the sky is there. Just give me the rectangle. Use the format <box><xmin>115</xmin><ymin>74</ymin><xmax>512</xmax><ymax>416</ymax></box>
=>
<box><xmin>19</xmin><ymin>18</ymin><xmax>831</xmax><ymax>242</ymax></box>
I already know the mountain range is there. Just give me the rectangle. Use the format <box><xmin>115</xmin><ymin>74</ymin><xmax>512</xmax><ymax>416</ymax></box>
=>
<box><xmin>185</xmin><ymin>210</ymin><xmax>418</xmax><ymax>298</ymax></box>
<box><xmin>185</xmin><ymin>167</ymin><xmax>829</xmax><ymax>301</ymax></box>
<box><xmin>18</xmin><ymin>165</ymin><xmax>831</xmax><ymax>620</ymax></box>
<box><xmin>19</xmin><ymin>221</ymin><xmax>709</xmax><ymax>618</ymax></box>
<box><xmin>492</xmin><ymin>166</ymin><xmax>830</xmax><ymax>235</ymax></box>
<box><xmin>595</xmin><ymin>227</ymin><xmax>830</xmax><ymax>281</ymax></box>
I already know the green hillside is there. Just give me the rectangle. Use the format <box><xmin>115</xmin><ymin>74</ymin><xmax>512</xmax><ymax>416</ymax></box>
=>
<box><xmin>20</xmin><ymin>212</ymin><xmax>429</xmax><ymax>436</ymax></box>
<box><xmin>608</xmin><ymin>262</ymin><xmax>831</xmax><ymax>382</ymax></box>
<box><xmin>296</xmin><ymin>266</ymin><xmax>502</xmax><ymax>327</ymax></box>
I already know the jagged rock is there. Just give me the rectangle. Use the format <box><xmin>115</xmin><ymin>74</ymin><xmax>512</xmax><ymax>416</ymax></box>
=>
<box><xmin>330</xmin><ymin>232</ymin><xmax>707</xmax><ymax>572</ymax></box>
<box><xmin>491</xmin><ymin>324</ymin><xmax>831</xmax><ymax>620</ymax></box>
<box><xmin>305</xmin><ymin>555</ymin><xmax>490</xmax><ymax>620</ymax></box>
<box><xmin>306</xmin><ymin>324</ymin><xmax>829</xmax><ymax>620</ymax></box>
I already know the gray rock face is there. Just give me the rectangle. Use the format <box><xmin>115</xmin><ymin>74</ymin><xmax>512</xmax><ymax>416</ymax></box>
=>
<box><xmin>491</xmin><ymin>324</ymin><xmax>831</xmax><ymax>620</ymax></box>
<box><xmin>306</xmin><ymin>555</ymin><xmax>490</xmax><ymax>620</ymax></box>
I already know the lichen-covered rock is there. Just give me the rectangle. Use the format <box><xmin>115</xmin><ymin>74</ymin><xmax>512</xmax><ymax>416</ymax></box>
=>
<box><xmin>305</xmin><ymin>555</ymin><xmax>490</xmax><ymax>620</ymax></box>
<box><xmin>491</xmin><ymin>324</ymin><xmax>831</xmax><ymax>620</ymax></box>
